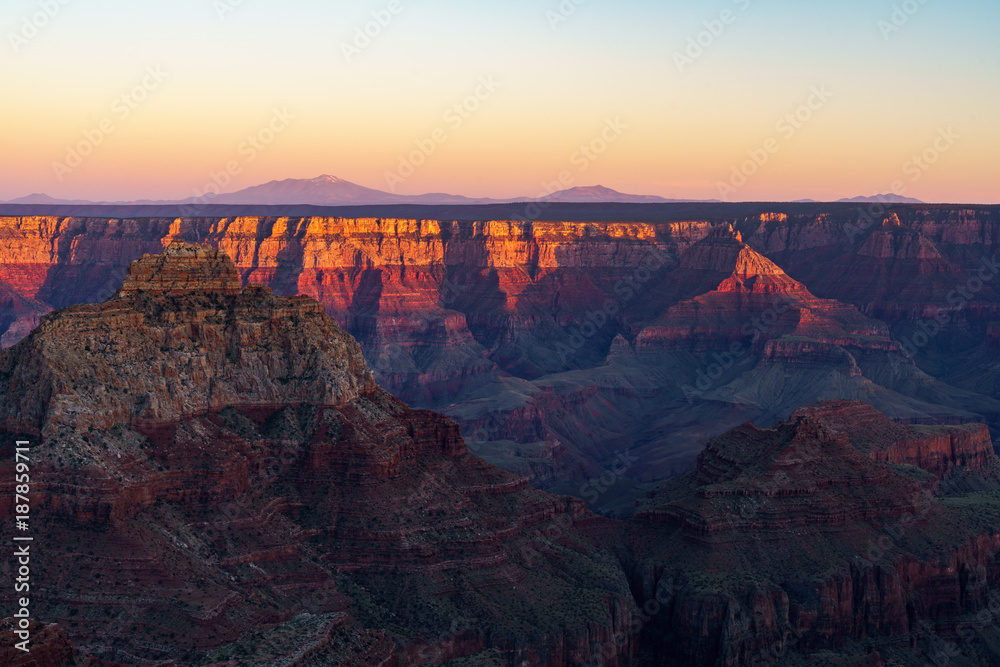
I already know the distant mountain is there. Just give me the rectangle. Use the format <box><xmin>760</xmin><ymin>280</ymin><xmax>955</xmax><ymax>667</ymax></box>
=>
<box><xmin>5</xmin><ymin>193</ymin><xmax>92</xmax><ymax>205</ymax></box>
<box><xmin>837</xmin><ymin>193</ymin><xmax>924</xmax><ymax>204</ymax></box>
<box><xmin>209</xmin><ymin>175</ymin><xmax>429</xmax><ymax>205</ymax></box>
<box><xmin>537</xmin><ymin>185</ymin><xmax>690</xmax><ymax>204</ymax></box>
<box><xmin>2</xmin><ymin>176</ymin><xmax>708</xmax><ymax>207</ymax></box>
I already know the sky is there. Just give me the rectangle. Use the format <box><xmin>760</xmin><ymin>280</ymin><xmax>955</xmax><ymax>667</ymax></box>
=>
<box><xmin>0</xmin><ymin>0</ymin><xmax>997</xmax><ymax>203</ymax></box>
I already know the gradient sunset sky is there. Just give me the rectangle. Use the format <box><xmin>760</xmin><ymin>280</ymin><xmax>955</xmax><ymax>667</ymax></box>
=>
<box><xmin>2</xmin><ymin>0</ymin><xmax>997</xmax><ymax>203</ymax></box>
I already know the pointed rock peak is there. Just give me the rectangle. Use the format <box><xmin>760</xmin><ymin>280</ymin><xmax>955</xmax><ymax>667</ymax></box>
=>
<box><xmin>117</xmin><ymin>241</ymin><xmax>243</xmax><ymax>298</ymax></box>
<box><xmin>731</xmin><ymin>246</ymin><xmax>785</xmax><ymax>279</ymax></box>
<box><xmin>684</xmin><ymin>224</ymin><xmax>791</xmax><ymax>282</ymax></box>
<box><xmin>711</xmin><ymin>243</ymin><xmax>807</xmax><ymax>296</ymax></box>
<box><xmin>608</xmin><ymin>333</ymin><xmax>634</xmax><ymax>356</ymax></box>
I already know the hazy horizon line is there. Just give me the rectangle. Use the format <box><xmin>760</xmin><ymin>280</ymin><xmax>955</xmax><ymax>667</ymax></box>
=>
<box><xmin>5</xmin><ymin>174</ymin><xmax>998</xmax><ymax>207</ymax></box>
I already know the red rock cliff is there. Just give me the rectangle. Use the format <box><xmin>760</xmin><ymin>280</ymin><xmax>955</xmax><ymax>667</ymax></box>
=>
<box><xmin>629</xmin><ymin>404</ymin><xmax>1000</xmax><ymax>665</ymax></box>
<box><xmin>794</xmin><ymin>400</ymin><xmax>997</xmax><ymax>478</ymax></box>
<box><xmin>0</xmin><ymin>243</ymin><xmax>637</xmax><ymax>666</ymax></box>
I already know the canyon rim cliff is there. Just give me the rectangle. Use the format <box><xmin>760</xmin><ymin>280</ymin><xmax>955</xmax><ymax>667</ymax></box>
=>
<box><xmin>1</xmin><ymin>203</ymin><xmax>999</xmax><ymax>497</ymax></box>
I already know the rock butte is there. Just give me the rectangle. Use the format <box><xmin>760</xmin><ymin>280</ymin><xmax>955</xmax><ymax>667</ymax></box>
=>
<box><xmin>116</xmin><ymin>241</ymin><xmax>243</xmax><ymax>296</ymax></box>
<box><xmin>629</xmin><ymin>402</ymin><xmax>1000</xmax><ymax>665</ymax></box>
<box><xmin>0</xmin><ymin>242</ymin><xmax>636</xmax><ymax>665</ymax></box>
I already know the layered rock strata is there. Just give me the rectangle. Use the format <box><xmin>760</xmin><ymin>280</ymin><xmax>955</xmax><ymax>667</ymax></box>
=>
<box><xmin>0</xmin><ymin>242</ymin><xmax>636</xmax><ymax>666</ymax></box>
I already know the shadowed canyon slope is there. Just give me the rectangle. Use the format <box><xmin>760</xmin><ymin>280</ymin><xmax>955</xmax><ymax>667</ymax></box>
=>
<box><xmin>0</xmin><ymin>243</ymin><xmax>637</xmax><ymax>665</ymax></box>
<box><xmin>628</xmin><ymin>401</ymin><xmax>1000</xmax><ymax>666</ymax></box>
<box><xmin>0</xmin><ymin>205</ymin><xmax>999</xmax><ymax>500</ymax></box>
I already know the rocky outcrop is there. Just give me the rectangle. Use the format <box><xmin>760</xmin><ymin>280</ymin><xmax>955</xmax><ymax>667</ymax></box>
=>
<box><xmin>116</xmin><ymin>241</ymin><xmax>243</xmax><ymax>296</ymax></box>
<box><xmin>735</xmin><ymin>207</ymin><xmax>1000</xmax><ymax>321</ymax></box>
<box><xmin>633</xmin><ymin>533</ymin><xmax>1000</xmax><ymax>667</ymax></box>
<box><xmin>0</xmin><ymin>241</ymin><xmax>375</xmax><ymax>437</ymax></box>
<box><xmin>629</xmin><ymin>404</ymin><xmax>1000</xmax><ymax>665</ymax></box>
<box><xmin>198</xmin><ymin>613</ymin><xmax>397</xmax><ymax>666</ymax></box>
<box><xmin>793</xmin><ymin>400</ymin><xmax>997</xmax><ymax>478</ymax></box>
<box><xmin>635</xmin><ymin>225</ymin><xmax>888</xmax><ymax>352</ymax></box>
<box><xmin>0</xmin><ymin>243</ymin><xmax>636</xmax><ymax>666</ymax></box>
<box><xmin>0</xmin><ymin>619</ymin><xmax>116</xmax><ymax>667</ymax></box>
<box><xmin>0</xmin><ymin>620</ymin><xmax>74</xmax><ymax>667</ymax></box>
<box><xmin>634</xmin><ymin>415</ymin><xmax>930</xmax><ymax>534</ymax></box>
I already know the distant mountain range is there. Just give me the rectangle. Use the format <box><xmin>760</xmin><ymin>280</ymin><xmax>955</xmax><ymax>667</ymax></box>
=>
<box><xmin>5</xmin><ymin>193</ymin><xmax>95</xmax><ymax>205</ymax></box>
<box><xmin>3</xmin><ymin>176</ymin><xmax>926</xmax><ymax>207</ymax></box>
<box><xmin>836</xmin><ymin>193</ymin><xmax>925</xmax><ymax>204</ymax></box>
<box><xmin>3</xmin><ymin>176</ymin><xmax>704</xmax><ymax>207</ymax></box>
<box><xmin>207</xmin><ymin>176</ymin><xmax>486</xmax><ymax>206</ymax></box>
<box><xmin>795</xmin><ymin>193</ymin><xmax>925</xmax><ymax>205</ymax></box>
